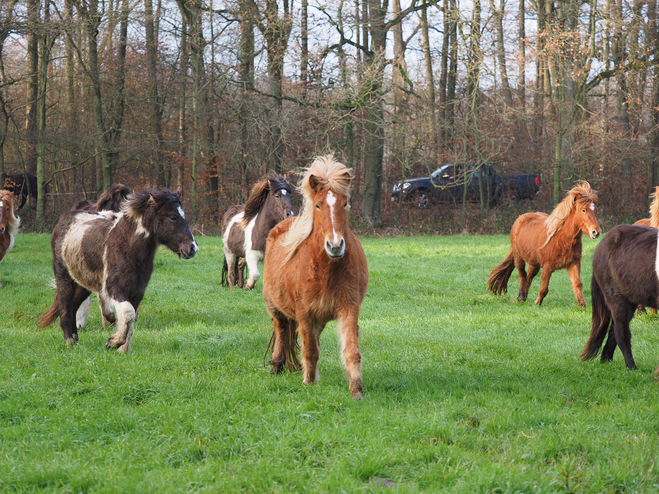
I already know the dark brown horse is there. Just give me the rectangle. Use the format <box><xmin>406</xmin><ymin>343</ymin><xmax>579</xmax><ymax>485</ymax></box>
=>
<box><xmin>222</xmin><ymin>174</ymin><xmax>294</xmax><ymax>290</ymax></box>
<box><xmin>488</xmin><ymin>181</ymin><xmax>601</xmax><ymax>307</ymax></box>
<box><xmin>70</xmin><ymin>184</ymin><xmax>131</xmax><ymax>329</ymax></box>
<box><xmin>0</xmin><ymin>190</ymin><xmax>19</xmax><ymax>287</ymax></box>
<box><xmin>263</xmin><ymin>156</ymin><xmax>369</xmax><ymax>399</ymax></box>
<box><xmin>581</xmin><ymin>224</ymin><xmax>659</xmax><ymax>372</ymax></box>
<box><xmin>37</xmin><ymin>188</ymin><xmax>198</xmax><ymax>351</ymax></box>
<box><xmin>2</xmin><ymin>173</ymin><xmax>37</xmax><ymax>209</ymax></box>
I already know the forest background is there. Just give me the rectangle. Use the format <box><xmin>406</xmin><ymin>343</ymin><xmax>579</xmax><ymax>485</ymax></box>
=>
<box><xmin>1</xmin><ymin>0</ymin><xmax>658</xmax><ymax>235</ymax></box>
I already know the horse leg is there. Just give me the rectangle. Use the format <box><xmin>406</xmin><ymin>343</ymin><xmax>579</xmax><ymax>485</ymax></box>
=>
<box><xmin>601</xmin><ymin>325</ymin><xmax>617</xmax><ymax>362</ymax></box>
<box><xmin>54</xmin><ymin>272</ymin><xmax>82</xmax><ymax>345</ymax></box>
<box><xmin>299</xmin><ymin>318</ymin><xmax>321</xmax><ymax>385</ymax></box>
<box><xmin>105</xmin><ymin>299</ymin><xmax>137</xmax><ymax>354</ymax></box>
<box><xmin>534</xmin><ymin>267</ymin><xmax>553</xmax><ymax>305</ymax></box>
<box><xmin>567</xmin><ymin>262</ymin><xmax>586</xmax><ymax>308</ymax></box>
<box><xmin>76</xmin><ymin>295</ymin><xmax>92</xmax><ymax>330</ymax></box>
<box><xmin>98</xmin><ymin>292</ymin><xmax>116</xmax><ymax>327</ymax></box>
<box><xmin>269</xmin><ymin>313</ymin><xmax>300</xmax><ymax>373</ymax></box>
<box><xmin>611</xmin><ymin>304</ymin><xmax>638</xmax><ymax>370</ymax></box>
<box><xmin>70</xmin><ymin>285</ymin><xmax>92</xmax><ymax>342</ymax></box>
<box><xmin>224</xmin><ymin>251</ymin><xmax>237</xmax><ymax>290</ymax></box>
<box><xmin>339</xmin><ymin>309</ymin><xmax>363</xmax><ymax>399</ymax></box>
<box><xmin>237</xmin><ymin>258</ymin><xmax>246</xmax><ymax>288</ymax></box>
<box><xmin>243</xmin><ymin>251</ymin><xmax>261</xmax><ymax>290</ymax></box>
<box><xmin>514</xmin><ymin>257</ymin><xmax>528</xmax><ymax>302</ymax></box>
<box><xmin>522</xmin><ymin>264</ymin><xmax>540</xmax><ymax>303</ymax></box>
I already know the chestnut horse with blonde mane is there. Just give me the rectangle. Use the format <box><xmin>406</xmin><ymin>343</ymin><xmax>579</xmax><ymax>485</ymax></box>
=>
<box><xmin>263</xmin><ymin>155</ymin><xmax>368</xmax><ymax>399</ymax></box>
<box><xmin>488</xmin><ymin>181</ymin><xmax>601</xmax><ymax>307</ymax></box>
<box><xmin>0</xmin><ymin>190</ymin><xmax>19</xmax><ymax>286</ymax></box>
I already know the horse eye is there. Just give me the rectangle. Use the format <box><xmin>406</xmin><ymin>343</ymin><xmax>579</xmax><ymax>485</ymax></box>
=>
<box><xmin>315</xmin><ymin>204</ymin><xmax>320</xmax><ymax>210</ymax></box>
<box><xmin>582</xmin><ymin>209</ymin><xmax>586</xmax><ymax>213</ymax></box>
<box><xmin>170</xmin><ymin>215</ymin><xmax>178</xmax><ymax>221</ymax></box>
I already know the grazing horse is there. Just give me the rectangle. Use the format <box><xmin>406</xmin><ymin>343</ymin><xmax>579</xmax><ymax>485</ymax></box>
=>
<box><xmin>37</xmin><ymin>188</ymin><xmax>198</xmax><ymax>351</ymax></box>
<box><xmin>263</xmin><ymin>156</ymin><xmax>369</xmax><ymax>399</ymax></box>
<box><xmin>2</xmin><ymin>173</ymin><xmax>37</xmax><ymax>209</ymax></box>
<box><xmin>71</xmin><ymin>184</ymin><xmax>131</xmax><ymax>329</ymax></box>
<box><xmin>222</xmin><ymin>174</ymin><xmax>294</xmax><ymax>290</ymax></box>
<box><xmin>0</xmin><ymin>190</ymin><xmax>19</xmax><ymax>286</ymax></box>
<box><xmin>488</xmin><ymin>181</ymin><xmax>601</xmax><ymax>307</ymax></box>
<box><xmin>581</xmin><ymin>224</ymin><xmax>659</xmax><ymax>372</ymax></box>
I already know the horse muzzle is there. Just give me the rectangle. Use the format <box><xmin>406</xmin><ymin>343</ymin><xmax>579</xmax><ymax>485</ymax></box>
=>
<box><xmin>325</xmin><ymin>237</ymin><xmax>345</xmax><ymax>259</ymax></box>
<box><xmin>287</xmin><ymin>209</ymin><xmax>295</xmax><ymax>218</ymax></box>
<box><xmin>590</xmin><ymin>230</ymin><xmax>601</xmax><ymax>239</ymax></box>
<box><xmin>180</xmin><ymin>241</ymin><xmax>199</xmax><ymax>259</ymax></box>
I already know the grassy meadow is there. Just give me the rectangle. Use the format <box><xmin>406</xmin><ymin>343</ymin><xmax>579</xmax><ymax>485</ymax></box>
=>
<box><xmin>1</xmin><ymin>232</ymin><xmax>659</xmax><ymax>493</ymax></box>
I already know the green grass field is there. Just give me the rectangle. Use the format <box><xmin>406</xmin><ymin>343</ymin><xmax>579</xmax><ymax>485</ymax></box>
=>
<box><xmin>2</xmin><ymin>233</ymin><xmax>659</xmax><ymax>493</ymax></box>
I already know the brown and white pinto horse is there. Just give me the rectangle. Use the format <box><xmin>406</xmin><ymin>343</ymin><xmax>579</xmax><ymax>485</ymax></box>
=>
<box><xmin>263</xmin><ymin>156</ymin><xmax>369</xmax><ymax>399</ymax></box>
<box><xmin>581</xmin><ymin>224</ymin><xmax>659</xmax><ymax>372</ymax></box>
<box><xmin>488</xmin><ymin>181</ymin><xmax>601</xmax><ymax>307</ymax></box>
<box><xmin>37</xmin><ymin>188</ymin><xmax>198</xmax><ymax>351</ymax></box>
<box><xmin>222</xmin><ymin>174</ymin><xmax>294</xmax><ymax>290</ymax></box>
<box><xmin>0</xmin><ymin>190</ymin><xmax>19</xmax><ymax>286</ymax></box>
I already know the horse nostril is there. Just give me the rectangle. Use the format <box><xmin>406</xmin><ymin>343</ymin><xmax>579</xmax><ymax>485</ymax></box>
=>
<box><xmin>0</xmin><ymin>227</ymin><xmax>4</xmax><ymax>235</ymax></box>
<box><xmin>339</xmin><ymin>238</ymin><xmax>345</xmax><ymax>250</ymax></box>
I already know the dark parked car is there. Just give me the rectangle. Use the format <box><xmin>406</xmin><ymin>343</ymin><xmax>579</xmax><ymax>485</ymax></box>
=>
<box><xmin>391</xmin><ymin>163</ymin><xmax>539</xmax><ymax>208</ymax></box>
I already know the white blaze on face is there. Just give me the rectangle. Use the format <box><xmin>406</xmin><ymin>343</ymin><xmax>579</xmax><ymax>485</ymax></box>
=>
<box><xmin>178</xmin><ymin>205</ymin><xmax>186</xmax><ymax>219</ymax></box>
<box><xmin>0</xmin><ymin>201</ymin><xmax>3</xmax><ymax>207</ymax></box>
<box><xmin>281</xmin><ymin>189</ymin><xmax>287</xmax><ymax>196</ymax></box>
<box><xmin>590</xmin><ymin>202</ymin><xmax>595</xmax><ymax>211</ymax></box>
<box><xmin>326</xmin><ymin>190</ymin><xmax>338</xmax><ymax>244</ymax></box>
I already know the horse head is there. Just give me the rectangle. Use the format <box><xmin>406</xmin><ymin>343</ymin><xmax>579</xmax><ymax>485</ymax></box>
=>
<box><xmin>124</xmin><ymin>188</ymin><xmax>199</xmax><ymax>259</ymax></box>
<box><xmin>307</xmin><ymin>158</ymin><xmax>352</xmax><ymax>259</ymax></box>
<box><xmin>571</xmin><ymin>182</ymin><xmax>601</xmax><ymax>240</ymax></box>
<box><xmin>0</xmin><ymin>190</ymin><xmax>15</xmax><ymax>235</ymax></box>
<box><xmin>266</xmin><ymin>175</ymin><xmax>295</xmax><ymax>221</ymax></box>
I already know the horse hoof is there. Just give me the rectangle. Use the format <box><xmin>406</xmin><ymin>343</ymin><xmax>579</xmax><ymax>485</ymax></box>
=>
<box><xmin>105</xmin><ymin>336</ymin><xmax>123</xmax><ymax>350</ymax></box>
<box><xmin>64</xmin><ymin>338</ymin><xmax>75</xmax><ymax>347</ymax></box>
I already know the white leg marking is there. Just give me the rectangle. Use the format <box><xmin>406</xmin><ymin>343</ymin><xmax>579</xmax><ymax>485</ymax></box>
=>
<box><xmin>243</xmin><ymin>215</ymin><xmax>261</xmax><ymax>289</ymax></box>
<box><xmin>107</xmin><ymin>300</ymin><xmax>136</xmax><ymax>353</ymax></box>
<box><xmin>76</xmin><ymin>296</ymin><xmax>92</xmax><ymax>329</ymax></box>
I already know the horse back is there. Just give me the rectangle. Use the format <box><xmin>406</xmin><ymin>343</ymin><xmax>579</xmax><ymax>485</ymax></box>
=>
<box><xmin>56</xmin><ymin>210</ymin><xmax>119</xmax><ymax>292</ymax></box>
<box><xmin>510</xmin><ymin>212</ymin><xmax>550</xmax><ymax>261</ymax></box>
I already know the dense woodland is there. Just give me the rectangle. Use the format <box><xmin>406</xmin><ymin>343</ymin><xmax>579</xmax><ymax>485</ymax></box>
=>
<box><xmin>1</xmin><ymin>0</ymin><xmax>658</xmax><ymax>233</ymax></box>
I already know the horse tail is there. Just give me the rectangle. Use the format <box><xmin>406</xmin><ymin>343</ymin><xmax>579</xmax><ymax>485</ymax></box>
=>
<box><xmin>581</xmin><ymin>274</ymin><xmax>611</xmax><ymax>361</ymax></box>
<box><xmin>488</xmin><ymin>249</ymin><xmax>515</xmax><ymax>295</ymax></box>
<box><xmin>37</xmin><ymin>299</ymin><xmax>59</xmax><ymax>328</ymax></box>
<box><xmin>220</xmin><ymin>257</ymin><xmax>229</xmax><ymax>287</ymax></box>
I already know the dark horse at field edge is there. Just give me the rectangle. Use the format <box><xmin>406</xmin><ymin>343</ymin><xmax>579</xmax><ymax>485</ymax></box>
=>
<box><xmin>488</xmin><ymin>181</ymin><xmax>601</xmax><ymax>307</ymax></box>
<box><xmin>0</xmin><ymin>189</ymin><xmax>19</xmax><ymax>287</ymax></box>
<box><xmin>37</xmin><ymin>188</ymin><xmax>198</xmax><ymax>351</ymax></box>
<box><xmin>582</xmin><ymin>224</ymin><xmax>659</xmax><ymax>374</ymax></box>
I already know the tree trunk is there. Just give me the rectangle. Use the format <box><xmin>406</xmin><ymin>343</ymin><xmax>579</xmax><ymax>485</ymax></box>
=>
<box><xmin>491</xmin><ymin>0</ymin><xmax>512</xmax><ymax>105</ymax></box>
<box><xmin>26</xmin><ymin>0</ymin><xmax>39</xmax><ymax>178</ymax></box>
<box><xmin>145</xmin><ymin>0</ymin><xmax>165</xmax><ymax>185</ymax></box>
<box><xmin>421</xmin><ymin>1</ymin><xmax>437</xmax><ymax>158</ymax></box>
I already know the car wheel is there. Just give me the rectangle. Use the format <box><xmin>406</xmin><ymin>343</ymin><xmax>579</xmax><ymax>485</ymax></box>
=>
<box><xmin>411</xmin><ymin>189</ymin><xmax>430</xmax><ymax>209</ymax></box>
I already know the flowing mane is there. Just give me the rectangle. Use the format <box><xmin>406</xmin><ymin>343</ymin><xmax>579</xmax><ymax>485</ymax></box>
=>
<box><xmin>241</xmin><ymin>173</ymin><xmax>290</xmax><ymax>228</ymax></box>
<box><xmin>281</xmin><ymin>155</ymin><xmax>352</xmax><ymax>263</ymax></box>
<box><xmin>650</xmin><ymin>186</ymin><xmax>659</xmax><ymax>228</ymax></box>
<box><xmin>544</xmin><ymin>181</ymin><xmax>597</xmax><ymax>245</ymax></box>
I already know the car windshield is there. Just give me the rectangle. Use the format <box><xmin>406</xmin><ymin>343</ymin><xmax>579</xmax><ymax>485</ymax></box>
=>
<box><xmin>430</xmin><ymin>165</ymin><xmax>451</xmax><ymax>179</ymax></box>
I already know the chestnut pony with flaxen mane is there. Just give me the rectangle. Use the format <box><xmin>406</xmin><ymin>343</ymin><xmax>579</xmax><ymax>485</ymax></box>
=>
<box><xmin>263</xmin><ymin>155</ymin><xmax>368</xmax><ymax>399</ymax></box>
<box><xmin>0</xmin><ymin>190</ymin><xmax>19</xmax><ymax>286</ymax></box>
<box><xmin>488</xmin><ymin>181</ymin><xmax>601</xmax><ymax>307</ymax></box>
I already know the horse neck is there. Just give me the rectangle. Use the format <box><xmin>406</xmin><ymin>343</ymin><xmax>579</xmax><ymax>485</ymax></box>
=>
<box><xmin>551</xmin><ymin>208</ymin><xmax>583</xmax><ymax>245</ymax></box>
<box><xmin>120</xmin><ymin>215</ymin><xmax>158</xmax><ymax>263</ymax></box>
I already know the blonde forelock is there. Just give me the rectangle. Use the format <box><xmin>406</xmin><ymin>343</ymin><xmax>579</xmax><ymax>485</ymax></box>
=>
<box><xmin>544</xmin><ymin>181</ymin><xmax>598</xmax><ymax>243</ymax></box>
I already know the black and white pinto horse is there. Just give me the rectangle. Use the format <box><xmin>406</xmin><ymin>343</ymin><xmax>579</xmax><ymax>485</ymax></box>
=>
<box><xmin>38</xmin><ymin>188</ymin><xmax>198</xmax><ymax>351</ymax></box>
<box><xmin>222</xmin><ymin>174</ymin><xmax>294</xmax><ymax>290</ymax></box>
<box><xmin>582</xmin><ymin>224</ymin><xmax>659</xmax><ymax>374</ymax></box>
<box><xmin>70</xmin><ymin>184</ymin><xmax>131</xmax><ymax>329</ymax></box>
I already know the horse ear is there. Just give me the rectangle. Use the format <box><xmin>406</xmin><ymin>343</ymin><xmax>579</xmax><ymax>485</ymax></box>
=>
<box><xmin>309</xmin><ymin>175</ymin><xmax>321</xmax><ymax>191</ymax></box>
<box><xmin>148</xmin><ymin>194</ymin><xmax>156</xmax><ymax>205</ymax></box>
<box><xmin>176</xmin><ymin>188</ymin><xmax>183</xmax><ymax>199</ymax></box>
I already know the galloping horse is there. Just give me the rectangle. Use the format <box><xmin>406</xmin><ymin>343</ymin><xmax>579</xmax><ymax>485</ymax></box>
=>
<box><xmin>37</xmin><ymin>188</ymin><xmax>198</xmax><ymax>351</ymax></box>
<box><xmin>634</xmin><ymin>187</ymin><xmax>659</xmax><ymax>228</ymax></box>
<box><xmin>0</xmin><ymin>190</ymin><xmax>19</xmax><ymax>286</ymax></box>
<box><xmin>222</xmin><ymin>174</ymin><xmax>294</xmax><ymax>290</ymax></box>
<box><xmin>263</xmin><ymin>156</ymin><xmax>369</xmax><ymax>399</ymax></box>
<box><xmin>581</xmin><ymin>224</ymin><xmax>659</xmax><ymax>372</ymax></box>
<box><xmin>488</xmin><ymin>181</ymin><xmax>601</xmax><ymax>307</ymax></box>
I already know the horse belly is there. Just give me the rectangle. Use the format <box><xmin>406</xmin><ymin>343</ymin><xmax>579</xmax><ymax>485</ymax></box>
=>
<box><xmin>61</xmin><ymin>217</ymin><xmax>111</xmax><ymax>292</ymax></box>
